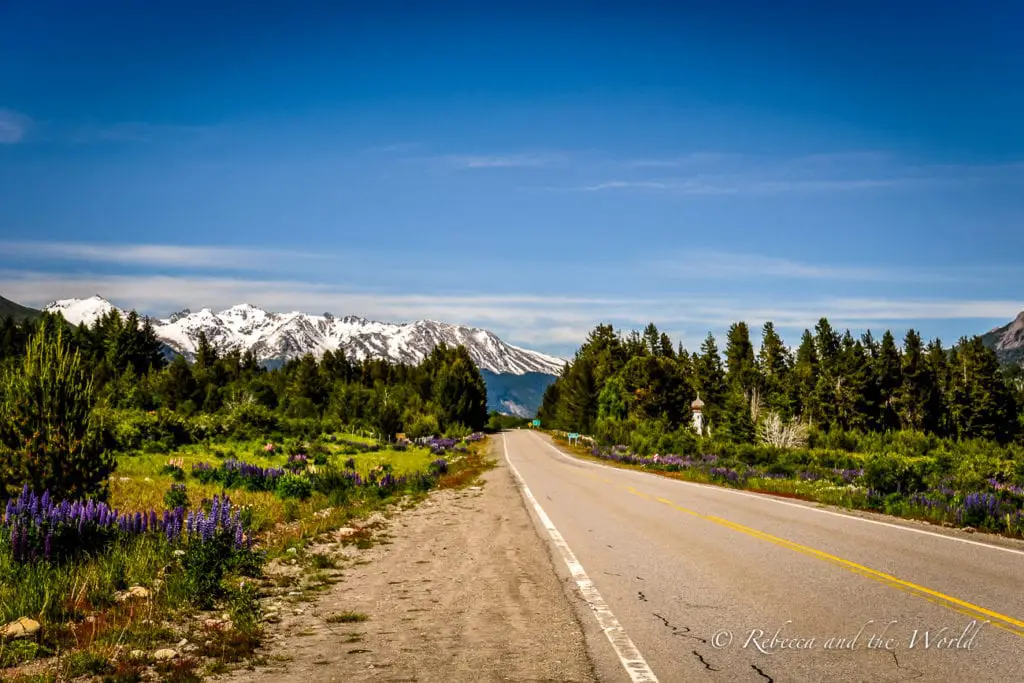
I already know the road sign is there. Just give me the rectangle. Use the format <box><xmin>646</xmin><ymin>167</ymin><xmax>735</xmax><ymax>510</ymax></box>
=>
<box><xmin>532</xmin><ymin>419</ymin><xmax>541</xmax><ymax>427</ymax></box>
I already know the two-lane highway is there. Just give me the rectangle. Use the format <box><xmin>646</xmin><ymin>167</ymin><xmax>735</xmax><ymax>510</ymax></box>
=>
<box><xmin>502</xmin><ymin>430</ymin><xmax>1024</xmax><ymax>682</ymax></box>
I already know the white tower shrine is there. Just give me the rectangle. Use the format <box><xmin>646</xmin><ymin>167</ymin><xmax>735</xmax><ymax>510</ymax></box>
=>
<box><xmin>691</xmin><ymin>394</ymin><xmax>705</xmax><ymax>435</ymax></box>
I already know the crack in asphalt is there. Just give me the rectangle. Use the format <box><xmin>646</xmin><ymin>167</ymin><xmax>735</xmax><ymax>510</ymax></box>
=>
<box><xmin>652</xmin><ymin>612</ymin><xmax>707</xmax><ymax>643</ymax></box>
<box><xmin>750</xmin><ymin>664</ymin><xmax>774</xmax><ymax>682</ymax></box>
<box><xmin>692</xmin><ymin>650</ymin><xmax>719</xmax><ymax>672</ymax></box>
<box><xmin>889</xmin><ymin>650</ymin><xmax>925</xmax><ymax>680</ymax></box>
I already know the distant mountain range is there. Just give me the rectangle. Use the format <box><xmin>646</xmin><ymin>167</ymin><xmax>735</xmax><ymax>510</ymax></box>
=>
<box><xmin>34</xmin><ymin>295</ymin><xmax>565</xmax><ymax>416</ymax></box>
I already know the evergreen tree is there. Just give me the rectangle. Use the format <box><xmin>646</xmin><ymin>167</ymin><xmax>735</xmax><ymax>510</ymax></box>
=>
<box><xmin>875</xmin><ymin>331</ymin><xmax>902</xmax><ymax>430</ymax></box>
<box><xmin>695</xmin><ymin>333</ymin><xmax>727</xmax><ymax>427</ymax></box>
<box><xmin>725</xmin><ymin>322</ymin><xmax>759</xmax><ymax>394</ymax></box>
<box><xmin>791</xmin><ymin>330</ymin><xmax>819</xmax><ymax>423</ymax></box>
<box><xmin>896</xmin><ymin>330</ymin><xmax>940</xmax><ymax>432</ymax></box>
<box><xmin>757</xmin><ymin>322</ymin><xmax>792</xmax><ymax>417</ymax></box>
<box><xmin>558</xmin><ymin>353</ymin><xmax>600</xmax><ymax>434</ymax></box>
<box><xmin>0</xmin><ymin>325</ymin><xmax>115</xmax><ymax>500</ymax></box>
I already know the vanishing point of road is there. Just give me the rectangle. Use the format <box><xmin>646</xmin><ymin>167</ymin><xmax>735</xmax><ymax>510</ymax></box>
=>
<box><xmin>501</xmin><ymin>429</ymin><xmax>1024</xmax><ymax>682</ymax></box>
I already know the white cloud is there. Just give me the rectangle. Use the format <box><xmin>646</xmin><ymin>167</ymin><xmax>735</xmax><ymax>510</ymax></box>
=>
<box><xmin>442</xmin><ymin>152</ymin><xmax>565</xmax><ymax>169</ymax></box>
<box><xmin>0</xmin><ymin>109</ymin><xmax>32</xmax><ymax>144</ymax></box>
<box><xmin>650</xmin><ymin>250</ymin><xmax>951</xmax><ymax>283</ymax></box>
<box><xmin>0</xmin><ymin>241</ymin><xmax>331</xmax><ymax>270</ymax></box>
<box><xmin>2</xmin><ymin>270</ymin><xmax>1021</xmax><ymax>352</ymax></box>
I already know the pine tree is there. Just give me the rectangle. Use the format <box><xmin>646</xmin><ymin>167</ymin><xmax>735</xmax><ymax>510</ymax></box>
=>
<box><xmin>757</xmin><ymin>322</ymin><xmax>792</xmax><ymax>417</ymax></box>
<box><xmin>924</xmin><ymin>338</ymin><xmax>950</xmax><ymax>435</ymax></box>
<box><xmin>0</xmin><ymin>325</ymin><xmax>115</xmax><ymax>500</ymax></box>
<box><xmin>832</xmin><ymin>332</ymin><xmax>870</xmax><ymax>431</ymax></box>
<box><xmin>791</xmin><ymin>330</ymin><xmax>819</xmax><ymax>423</ymax></box>
<box><xmin>695</xmin><ymin>333</ymin><xmax>727</xmax><ymax>426</ymax></box>
<box><xmin>558</xmin><ymin>353</ymin><xmax>600</xmax><ymax>434</ymax></box>
<box><xmin>725</xmin><ymin>322</ymin><xmax>759</xmax><ymax>394</ymax></box>
<box><xmin>875</xmin><ymin>331</ymin><xmax>902</xmax><ymax>430</ymax></box>
<box><xmin>896</xmin><ymin>330</ymin><xmax>939</xmax><ymax>432</ymax></box>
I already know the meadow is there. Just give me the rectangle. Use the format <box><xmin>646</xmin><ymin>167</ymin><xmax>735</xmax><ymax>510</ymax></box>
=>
<box><xmin>0</xmin><ymin>431</ymin><xmax>489</xmax><ymax>682</ymax></box>
<box><xmin>551</xmin><ymin>431</ymin><xmax>1024</xmax><ymax>538</ymax></box>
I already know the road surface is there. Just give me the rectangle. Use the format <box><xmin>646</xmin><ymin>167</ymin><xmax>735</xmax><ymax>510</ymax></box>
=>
<box><xmin>502</xmin><ymin>430</ymin><xmax>1024</xmax><ymax>683</ymax></box>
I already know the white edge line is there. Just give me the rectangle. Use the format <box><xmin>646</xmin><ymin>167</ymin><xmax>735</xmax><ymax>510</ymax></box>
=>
<box><xmin>529</xmin><ymin>431</ymin><xmax>1024</xmax><ymax>559</ymax></box>
<box><xmin>502</xmin><ymin>434</ymin><xmax>660</xmax><ymax>683</ymax></box>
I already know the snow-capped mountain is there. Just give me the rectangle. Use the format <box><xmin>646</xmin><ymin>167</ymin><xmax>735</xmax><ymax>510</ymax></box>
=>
<box><xmin>43</xmin><ymin>296</ymin><xmax>566</xmax><ymax>376</ymax></box>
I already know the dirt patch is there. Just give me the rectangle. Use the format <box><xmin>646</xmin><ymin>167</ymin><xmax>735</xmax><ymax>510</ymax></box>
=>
<box><xmin>216</xmin><ymin>441</ymin><xmax>596</xmax><ymax>682</ymax></box>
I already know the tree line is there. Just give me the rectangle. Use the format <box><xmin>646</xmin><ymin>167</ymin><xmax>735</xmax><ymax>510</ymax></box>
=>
<box><xmin>0</xmin><ymin>310</ymin><xmax>489</xmax><ymax>445</ymax></box>
<box><xmin>538</xmin><ymin>320</ymin><xmax>1022</xmax><ymax>446</ymax></box>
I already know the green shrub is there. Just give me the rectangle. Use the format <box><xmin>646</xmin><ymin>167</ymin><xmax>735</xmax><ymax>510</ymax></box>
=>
<box><xmin>0</xmin><ymin>325</ymin><xmax>115</xmax><ymax>500</ymax></box>
<box><xmin>275</xmin><ymin>474</ymin><xmax>313</xmax><ymax>500</ymax></box>
<box><xmin>164</xmin><ymin>483</ymin><xmax>189</xmax><ymax>509</ymax></box>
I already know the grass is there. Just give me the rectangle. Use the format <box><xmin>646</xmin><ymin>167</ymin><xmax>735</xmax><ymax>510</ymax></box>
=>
<box><xmin>325</xmin><ymin>612</ymin><xmax>368</xmax><ymax>624</ymax></box>
<box><xmin>0</xmin><ymin>432</ymin><xmax>491</xmax><ymax>679</ymax></box>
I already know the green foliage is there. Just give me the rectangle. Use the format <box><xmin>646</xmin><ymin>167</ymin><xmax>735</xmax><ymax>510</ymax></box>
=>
<box><xmin>0</xmin><ymin>324</ymin><xmax>115</xmax><ymax>500</ymax></box>
<box><xmin>275</xmin><ymin>473</ymin><xmax>313</xmax><ymax>500</ymax></box>
<box><xmin>163</xmin><ymin>483</ymin><xmax>189</xmax><ymax>509</ymax></box>
<box><xmin>538</xmin><ymin>318</ymin><xmax>1020</xmax><ymax>449</ymax></box>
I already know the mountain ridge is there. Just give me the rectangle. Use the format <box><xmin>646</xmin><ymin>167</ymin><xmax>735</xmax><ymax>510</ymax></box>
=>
<box><xmin>982</xmin><ymin>310</ymin><xmax>1024</xmax><ymax>366</ymax></box>
<box><xmin>42</xmin><ymin>295</ymin><xmax>566</xmax><ymax>377</ymax></box>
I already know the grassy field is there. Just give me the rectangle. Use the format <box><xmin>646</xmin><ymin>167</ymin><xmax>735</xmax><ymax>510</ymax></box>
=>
<box><xmin>0</xmin><ymin>433</ymin><xmax>491</xmax><ymax>682</ymax></box>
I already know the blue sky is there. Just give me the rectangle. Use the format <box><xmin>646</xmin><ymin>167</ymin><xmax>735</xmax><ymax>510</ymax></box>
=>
<box><xmin>1</xmin><ymin>1</ymin><xmax>1023</xmax><ymax>358</ymax></box>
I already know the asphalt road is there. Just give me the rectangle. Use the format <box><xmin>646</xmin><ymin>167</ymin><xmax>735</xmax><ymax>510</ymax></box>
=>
<box><xmin>502</xmin><ymin>430</ymin><xmax>1024</xmax><ymax>683</ymax></box>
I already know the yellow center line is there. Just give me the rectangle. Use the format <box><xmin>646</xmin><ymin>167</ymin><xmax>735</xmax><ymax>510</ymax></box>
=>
<box><xmin>613</xmin><ymin>485</ymin><xmax>1024</xmax><ymax>638</ymax></box>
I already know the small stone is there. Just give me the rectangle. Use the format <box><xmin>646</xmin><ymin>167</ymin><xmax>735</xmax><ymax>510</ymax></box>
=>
<box><xmin>287</xmin><ymin>547</ymin><xmax>298</xmax><ymax>554</ymax></box>
<box><xmin>130</xmin><ymin>649</ymin><xmax>145</xmax><ymax>659</ymax></box>
<box><xmin>1</xmin><ymin>617</ymin><xmax>40</xmax><ymax>640</ymax></box>
<box><xmin>336</xmin><ymin>527</ymin><xmax>357</xmax><ymax>536</ymax></box>
<box><xmin>962</xmin><ymin>526</ymin><xmax>976</xmax><ymax>533</ymax></box>
<box><xmin>176</xmin><ymin>638</ymin><xmax>188</xmax><ymax>648</ymax></box>
<box><xmin>153</xmin><ymin>648</ymin><xmax>177</xmax><ymax>661</ymax></box>
<box><xmin>115</xmin><ymin>586</ymin><xmax>150</xmax><ymax>602</ymax></box>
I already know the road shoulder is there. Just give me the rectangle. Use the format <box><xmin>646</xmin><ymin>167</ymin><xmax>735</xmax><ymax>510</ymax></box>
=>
<box><xmin>219</xmin><ymin>437</ymin><xmax>596</xmax><ymax>682</ymax></box>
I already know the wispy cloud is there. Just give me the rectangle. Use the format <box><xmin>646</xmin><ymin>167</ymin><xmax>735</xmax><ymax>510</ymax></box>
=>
<box><xmin>626</xmin><ymin>152</ymin><xmax>742</xmax><ymax>168</ymax></box>
<box><xmin>0</xmin><ymin>109</ymin><xmax>32</xmax><ymax>144</ymax></box>
<box><xmin>2</xmin><ymin>269</ymin><xmax>1020</xmax><ymax>352</ymax></box>
<box><xmin>442</xmin><ymin>152</ymin><xmax>566</xmax><ymax>169</ymax></box>
<box><xmin>574</xmin><ymin>174</ymin><xmax>940</xmax><ymax>195</ymax></box>
<box><xmin>366</xmin><ymin>141</ymin><xmax>422</xmax><ymax>154</ymax></box>
<box><xmin>0</xmin><ymin>241</ymin><xmax>331</xmax><ymax>270</ymax></box>
<box><xmin>66</xmin><ymin>122</ymin><xmax>217</xmax><ymax>144</ymax></box>
<box><xmin>649</xmin><ymin>250</ymin><xmax>954</xmax><ymax>283</ymax></box>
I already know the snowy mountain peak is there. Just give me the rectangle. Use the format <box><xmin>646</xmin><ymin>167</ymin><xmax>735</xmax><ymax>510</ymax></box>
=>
<box><xmin>43</xmin><ymin>296</ymin><xmax>566</xmax><ymax>376</ymax></box>
<box><xmin>44</xmin><ymin>295</ymin><xmax>121</xmax><ymax>326</ymax></box>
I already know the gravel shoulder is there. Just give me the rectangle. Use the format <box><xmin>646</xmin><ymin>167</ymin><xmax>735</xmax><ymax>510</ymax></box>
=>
<box><xmin>219</xmin><ymin>439</ymin><xmax>596</xmax><ymax>682</ymax></box>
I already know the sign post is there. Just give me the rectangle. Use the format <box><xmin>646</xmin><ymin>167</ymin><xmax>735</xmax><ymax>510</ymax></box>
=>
<box><xmin>531</xmin><ymin>419</ymin><xmax>541</xmax><ymax>428</ymax></box>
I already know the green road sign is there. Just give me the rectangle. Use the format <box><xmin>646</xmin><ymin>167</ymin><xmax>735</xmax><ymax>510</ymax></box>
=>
<box><xmin>532</xmin><ymin>419</ymin><xmax>541</xmax><ymax>427</ymax></box>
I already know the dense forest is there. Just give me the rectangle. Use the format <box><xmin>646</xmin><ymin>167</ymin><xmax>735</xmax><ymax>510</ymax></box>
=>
<box><xmin>0</xmin><ymin>310</ymin><xmax>490</xmax><ymax>459</ymax></box>
<box><xmin>539</xmin><ymin>320</ymin><xmax>1024</xmax><ymax>451</ymax></box>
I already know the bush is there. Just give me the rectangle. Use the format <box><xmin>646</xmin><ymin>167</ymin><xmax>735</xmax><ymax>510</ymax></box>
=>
<box><xmin>164</xmin><ymin>483</ymin><xmax>189</xmax><ymax>510</ymax></box>
<box><xmin>0</xmin><ymin>325</ymin><xmax>115</xmax><ymax>500</ymax></box>
<box><xmin>275</xmin><ymin>474</ymin><xmax>313</xmax><ymax>500</ymax></box>
<box><xmin>862</xmin><ymin>453</ymin><xmax>934</xmax><ymax>495</ymax></box>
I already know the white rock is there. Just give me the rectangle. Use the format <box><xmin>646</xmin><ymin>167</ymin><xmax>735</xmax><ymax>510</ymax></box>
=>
<box><xmin>1</xmin><ymin>617</ymin><xmax>40</xmax><ymax>640</ymax></box>
<box><xmin>153</xmin><ymin>648</ymin><xmax>177</xmax><ymax>661</ymax></box>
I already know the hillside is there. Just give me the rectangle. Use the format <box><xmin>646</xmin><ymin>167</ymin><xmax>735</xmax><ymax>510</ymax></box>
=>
<box><xmin>0</xmin><ymin>295</ymin><xmax>41</xmax><ymax>322</ymax></box>
<box><xmin>982</xmin><ymin>311</ymin><xmax>1024</xmax><ymax>366</ymax></box>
